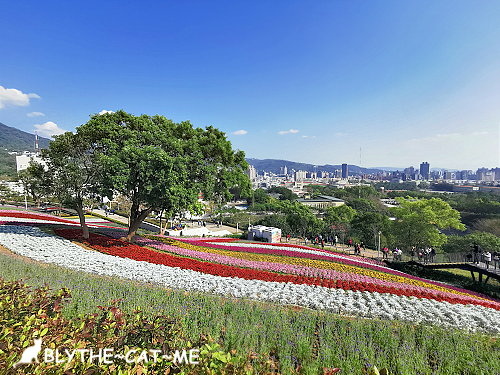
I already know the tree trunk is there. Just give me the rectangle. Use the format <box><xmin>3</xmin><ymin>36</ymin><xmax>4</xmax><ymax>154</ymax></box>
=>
<box><xmin>124</xmin><ymin>207</ymin><xmax>152</xmax><ymax>241</ymax></box>
<box><xmin>75</xmin><ymin>203</ymin><xmax>89</xmax><ymax>239</ymax></box>
<box><xmin>158</xmin><ymin>209</ymin><xmax>164</xmax><ymax>235</ymax></box>
<box><xmin>160</xmin><ymin>211</ymin><xmax>170</xmax><ymax>236</ymax></box>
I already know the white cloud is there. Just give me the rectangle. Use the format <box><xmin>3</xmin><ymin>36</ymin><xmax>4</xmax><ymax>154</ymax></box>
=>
<box><xmin>27</xmin><ymin>111</ymin><xmax>45</xmax><ymax>117</ymax></box>
<box><xmin>0</xmin><ymin>86</ymin><xmax>40</xmax><ymax>109</ymax></box>
<box><xmin>34</xmin><ymin>121</ymin><xmax>66</xmax><ymax>138</ymax></box>
<box><xmin>98</xmin><ymin>110</ymin><xmax>115</xmax><ymax>115</ymax></box>
<box><xmin>232</xmin><ymin>129</ymin><xmax>248</xmax><ymax>135</ymax></box>
<box><xmin>301</xmin><ymin>135</ymin><xmax>316</xmax><ymax>139</ymax></box>
<box><xmin>278</xmin><ymin>129</ymin><xmax>299</xmax><ymax>135</ymax></box>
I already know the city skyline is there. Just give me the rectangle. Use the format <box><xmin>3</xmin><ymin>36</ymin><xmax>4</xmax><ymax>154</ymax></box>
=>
<box><xmin>1</xmin><ymin>1</ymin><xmax>500</xmax><ymax>170</ymax></box>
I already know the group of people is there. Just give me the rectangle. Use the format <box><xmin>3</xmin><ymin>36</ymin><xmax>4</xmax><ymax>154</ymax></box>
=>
<box><xmin>353</xmin><ymin>241</ymin><xmax>366</xmax><ymax>255</ymax></box>
<box><xmin>409</xmin><ymin>246</ymin><xmax>436</xmax><ymax>263</ymax></box>
<box><xmin>381</xmin><ymin>247</ymin><xmax>402</xmax><ymax>260</ymax></box>
<box><xmin>470</xmin><ymin>244</ymin><xmax>499</xmax><ymax>269</ymax></box>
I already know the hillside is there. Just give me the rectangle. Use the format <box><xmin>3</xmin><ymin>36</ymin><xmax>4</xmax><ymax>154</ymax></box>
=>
<box><xmin>0</xmin><ymin>122</ymin><xmax>50</xmax><ymax>151</ymax></box>
<box><xmin>0</xmin><ymin>122</ymin><xmax>51</xmax><ymax>178</ymax></box>
<box><xmin>246</xmin><ymin>158</ymin><xmax>384</xmax><ymax>175</ymax></box>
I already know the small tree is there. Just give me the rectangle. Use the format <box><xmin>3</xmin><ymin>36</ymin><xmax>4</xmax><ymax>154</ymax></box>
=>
<box><xmin>18</xmin><ymin>161</ymin><xmax>52</xmax><ymax>206</ymax></box>
<box><xmin>351</xmin><ymin>211</ymin><xmax>392</xmax><ymax>249</ymax></box>
<box><xmin>42</xmin><ymin>131</ymin><xmax>105</xmax><ymax>239</ymax></box>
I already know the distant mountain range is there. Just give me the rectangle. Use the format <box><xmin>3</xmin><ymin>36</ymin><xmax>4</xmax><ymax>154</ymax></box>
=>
<box><xmin>246</xmin><ymin>158</ymin><xmax>384</xmax><ymax>175</ymax></box>
<box><xmin>0</xmin><ymin>122</ymin><xmax>50</xmax><ymax>151</ymax></box>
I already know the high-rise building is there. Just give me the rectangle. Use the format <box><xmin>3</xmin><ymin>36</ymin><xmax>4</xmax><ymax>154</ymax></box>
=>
<box><xmin>493</xmin><ymin>168</ymin><xmax>500</xmax><ymax>181</ymax></box>
<box><xmin>246</xmin><ymin>165</ymin><xmax>257</xmax><ymax>181</ymax></box>
<box><xmin>341</xmin><ymin>164</ymin><xmax>348</xmax><ymax>179</ymax></box>
<box><xmin>420</xmin><ymin>162</ymin><xmax>430</xmax><ymax>180</ymax></box>
<box><xmin>294</xmin><ymin>170</ymin><xmax>307</xmax><ymax>182</ymax></box>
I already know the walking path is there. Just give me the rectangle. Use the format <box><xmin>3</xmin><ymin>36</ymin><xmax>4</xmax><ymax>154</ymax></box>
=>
<box><xmin>90</xmin><ymin>209</ymin><xmax>239</xmax><ymax>236</ymax></box>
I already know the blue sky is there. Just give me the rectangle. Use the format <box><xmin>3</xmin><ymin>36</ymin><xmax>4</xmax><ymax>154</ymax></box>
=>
<box><xmin>1</xmin><ymin>0</ymin><xmax>499</xmax><ymax>170</ymax></box>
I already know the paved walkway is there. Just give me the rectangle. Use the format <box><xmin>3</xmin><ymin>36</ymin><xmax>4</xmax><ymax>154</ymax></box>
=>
<box><xmin>91</xmin><ymin>210</ymin><xmax>240</xmax><ymax>235</ymax></box>
<box><xmin>284</xmin><ymin>237</ymin><xmax>382</xmax><ymax>259</ymax></box>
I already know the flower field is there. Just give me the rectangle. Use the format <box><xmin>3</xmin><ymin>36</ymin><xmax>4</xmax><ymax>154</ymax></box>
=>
<box><xmin>0</xmin><ymin>211</ymin><xmax>499</xmax><ymax>335</ymax></box>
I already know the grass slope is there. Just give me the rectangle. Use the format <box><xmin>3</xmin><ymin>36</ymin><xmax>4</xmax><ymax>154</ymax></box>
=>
<box><xmin>0</xmin><ymin>247</ymin><xmax>498</xmax><ymax>374</ymax></box>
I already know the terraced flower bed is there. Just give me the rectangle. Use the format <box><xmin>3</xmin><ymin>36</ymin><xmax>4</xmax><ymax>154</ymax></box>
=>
<box><xmin>1</xmin><ymin>223</ymin><xmax>499</xmax><ymax>334</ymax></box>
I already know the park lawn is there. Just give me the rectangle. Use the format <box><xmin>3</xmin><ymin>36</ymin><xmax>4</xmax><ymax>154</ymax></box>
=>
<box><xmin>440</xmin><ymin>268</ymin><xmax>500</xmax><ymax>287</ymax></box>
<box><xmin>1</xmin><ymin>246</ymin><xmax>499</xmax><ymax>375</ymax></box>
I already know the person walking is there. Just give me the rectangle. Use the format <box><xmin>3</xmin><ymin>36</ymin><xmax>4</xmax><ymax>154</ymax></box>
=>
<box><xmin>430</xmin><ymin>248</ymin><xmax>436</xmax><ymax>263</ymax></box>
<box><xmin>484</xmin><ymin>251</ymin><xmax>492</xmax><ymax>269</ymax></box>
<box><xmin>382</xmin><ymin>247</ymin><xmax>389</xmax><ymax>259</ymax></box>
<box><xmin>493</xmin><ymin>252</ymin><xmax>500</xmax><ymax>270</ymax></box>
<box><xmin>472</xmin><ymin>243</ymin><xmax>480</xmax><ymax>264</ymax></box>
<box><xmin>410</xmin><ymin>246</ymin><xmax>416</xmax><ymax>260</ymax></box>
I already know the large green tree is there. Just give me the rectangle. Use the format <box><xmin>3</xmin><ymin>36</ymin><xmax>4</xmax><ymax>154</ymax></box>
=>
<box><xmin>391</xmin><ymin>198</ymin><xmax>465</xmax><ymax>250</ymax></box>
<box><xmin>78</xmin><ymin>111</ymin><xmax>249</xmax><ymax>241</ymax></box>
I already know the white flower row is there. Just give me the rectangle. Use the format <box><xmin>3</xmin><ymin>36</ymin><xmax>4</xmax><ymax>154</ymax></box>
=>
<box><xmin>1</xmin><ymin>225</ymin><xmax>499</xmax><ymax>334</ymax></box>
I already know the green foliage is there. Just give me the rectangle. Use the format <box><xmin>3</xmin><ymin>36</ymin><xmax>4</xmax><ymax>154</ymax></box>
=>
<box><xmin>0</xmin><ymin>150</ymin><xmax>17</xmax><ymax>178</ymax></box>
<box><xmin>344</xmin><ymin>185</ymin><xmax>379</xmax><ymax>199</ymax></box>
<box><xmin>251</xmin><ymin>188</ymin><xmax>270</xmax><ymax>204</ymax></box>
<box><xmin>351</xmin><ymin>212</ymin><xmax>392</xmax><ymax>249</ymax></box>
<box><xmin>267</xmin><ymin>186</ymin><xmax>298</xmax><ymax>201</ymax></box>
<box><xmin>324</xmin><ymin>205</ymin><xmax>356</xmax><ymax>225</ymax></box>
<box><xmin>258</xmin><ymin>213</ymin><xmax>292</xmax><ymax>235</ymax></box>
<box><xmin>307</xmin><ymin>185</ymin><xmax>379</xmax><ymax>201</ymax></box>
<box><xmin>18</xmin><ymin>161</ymin><xmax>52</xmax><ymax>204</ymax></box>
<box><xmin>275</xmin><ymin>200</ymin><xmax>324</xmax><ymax>237</ymax></box>
<box><xmin>443</xmin><ymin>232</ymin><xmax>500</xmax><ymax>254</ymax></box>
<box><xmin>0</xmin><ymin>278</ymin><xmax>255</xmax><ymax>374</ymax></box>
<box><xmin>450</xmin><ymin>195</ymin><xmax>500</xmax><ymax>216</ymax></box>
<box><xmin>347</xmin><ymin>197</ymin><xmax>380</xmax><ymax>213</ymax></box>
<box><xmin>391</xmin><ymin>198</ymin><xmax>465</xmax><ymax>249</ymax></box>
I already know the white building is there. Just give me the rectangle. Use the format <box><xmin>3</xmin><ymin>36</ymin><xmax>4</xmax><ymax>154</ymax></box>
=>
<box><xmin>248</xmin><ymin>225</ymin><xmax>281</xmax><ymax>243</ymax></box>
<box><xmin>15</xmin><ymin>153</ymin><xmax>47</xmax><ymax>173</ymax></box>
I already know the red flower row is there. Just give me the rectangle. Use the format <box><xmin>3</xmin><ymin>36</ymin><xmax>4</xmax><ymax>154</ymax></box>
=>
<box><xmin>54</xmin><ymin>229</ymin><xmax>500</xmax><ymax>310</ymax></box>
<box><xmin>0</xmin><ymin>211</ymin><xmax>78</xmax><ymax>225</ymax></box>
<box><xmin>0</xmin><ymin>211</ymin><xmax>121</xmax><ymax>229</ymax></box>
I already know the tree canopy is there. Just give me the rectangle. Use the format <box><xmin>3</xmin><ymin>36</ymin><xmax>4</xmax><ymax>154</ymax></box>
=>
<box><xmin>391</xmin><ymin>197</ymin><xmax>465</xmax><ymax>249</ymax></box>
<box><xmin>42</xmin><ymin>130</ymin><xmax>104</xmax><ymax>238</ymax></box>
<box><xmin>76</xmin><ymin>111</ymin><xmax>249</xmax><ymax>240</ymax></box>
